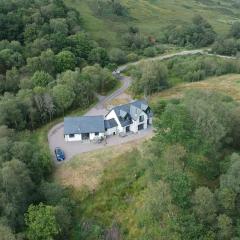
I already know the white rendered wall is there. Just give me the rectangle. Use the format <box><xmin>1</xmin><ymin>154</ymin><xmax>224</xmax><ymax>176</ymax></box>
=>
<box><xmin>89</xmin><ymin>132</ymin><xmax>105</xmax><ymax>140</ymax></box>
<box><xmin>65</xmin><ymin>132</ymin><xmax>104</xmax><ymax>142</ymax></box>
<box><xmin>105</xmin><ymin>110</ymin><xmax>124</xmax><ymax>133</ymax></box>
<box><xmin>106</xmin><ymin>127</ymin><xmax>118</xmax><ymax>136</ymax></box>
<box><xmin>65</xmin><ymin>134</ymin><xmax>82</xmax><ymax>142</ymax></box>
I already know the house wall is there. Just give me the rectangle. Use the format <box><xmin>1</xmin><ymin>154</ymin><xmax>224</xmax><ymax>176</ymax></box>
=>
<box><xmin>65</xmin><ymin>134</ymin><xmax>82</xmax><ymax>142</ymax></box>
<box><xmin>106</xmin><ymin>127</ymin><xmax>118</xmax><ymax>136</ymax></box>
<box><xmin>148</xmin><ymin>117</ymin><xmax>153</xmax><ymax>125</ymax></box>
<box><xmin>105</xmin><ymin>109</ymin><xmax>150</xmax><ymax>135</ymax></box>
<box><xmin>65</xmin><ymin>132</ymin><xmax>104</xmax><ymax>142</ymax></box>
<box><xmin>89</xmin><ymin>132</ymin><xmax>105</xmax><ymax>140</ymax></box>
<box><xmin>105</xmin><ymin>110</ymin><xmax>124</xmax><ymax>134</ymax></box>
<box><xmin>130</xmin><ymin>112</ymin><xmax>148</xmax><ymax>133</ymax></box>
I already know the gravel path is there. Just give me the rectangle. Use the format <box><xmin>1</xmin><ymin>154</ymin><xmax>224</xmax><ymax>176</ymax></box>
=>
<box><xmin>48</xmin><ymin>48</ymin><xmax>233</xmax><ymax>161</ymax></box>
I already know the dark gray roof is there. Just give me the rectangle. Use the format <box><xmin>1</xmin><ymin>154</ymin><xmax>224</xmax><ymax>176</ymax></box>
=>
<box><xmin>108</xmin><ymin>100</ymin><xmax>152</xmax><ymax>127</ymax></box>
<box><xmin>64</xmin><ymin>116</ymin><xmax>105</xmax><ymax>135</ymax></box>
<box><xmin>104</xmin><ymin>118</ymin><xmax>118</xmax><ymax>129</ymax></box>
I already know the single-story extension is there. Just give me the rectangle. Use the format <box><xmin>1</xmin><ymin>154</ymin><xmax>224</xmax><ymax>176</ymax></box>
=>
<box><xmin>64</xmin><ymin>116</ymin><xmax>105</xmax><ymax>142</ymax></box>
<box><xmin>64</xmin><ymin>100</ymin><xmax>153</xmax><ymax>142</ymax></box>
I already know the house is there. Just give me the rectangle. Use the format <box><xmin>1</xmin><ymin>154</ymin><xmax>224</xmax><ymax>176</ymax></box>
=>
<box><xmin>64</xmin><ymin>100</ymin><xmax>153</xmax><ymax>142</ymax></box>
<box><xmin>105</xmin><ymin>100</ymin><xmax>153</xmax><ymax>135</ymax></box>
<box><xmin>104</xmin><ymin>118</ymin><xmax>118</xmax><ymax>136</ymax></box>
<box><xmin>64</xmin><ymin>116</ymin><xmax>105</xmax><ymax>142</ymax></box>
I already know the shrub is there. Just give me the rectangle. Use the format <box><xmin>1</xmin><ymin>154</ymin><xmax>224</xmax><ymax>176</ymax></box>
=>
<box><xmin>143</xmin><ymin>47</ymin><xmax>157</xmax><ymax>57</ymax></box>
<box><xmin>127</xmin><ymin>53</ymin><xmax>139</xmax><ymax>62</ymax></box>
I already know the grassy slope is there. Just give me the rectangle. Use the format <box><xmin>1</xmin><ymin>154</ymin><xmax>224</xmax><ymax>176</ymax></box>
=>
<box><xmin>65</xmin><ymin>0</ymin><xmax>240</xmax><ymax>46</ymax></box>
<box><xmin>150</xmin><ymin>73</ymin><xmax>240</xmax><ymax>102</ymax></box>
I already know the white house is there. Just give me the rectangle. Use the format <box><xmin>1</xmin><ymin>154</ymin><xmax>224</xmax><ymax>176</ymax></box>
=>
<box><xmin>64</xmin><ymin>100</ymin><xmax>153</xmax><ymax>142</ymax></box>
<box><xmin>105</xmin><ymin>100</ymin><xmax>153</xmax><ymax>135</ymax></box>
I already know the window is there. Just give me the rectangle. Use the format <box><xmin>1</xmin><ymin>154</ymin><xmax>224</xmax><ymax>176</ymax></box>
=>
<box><xmin>95</xmin><ymin>132</ymin><xmax>99</xmax><ymax>136</ymax></box>
<box><xmin>139</xmin><ymin>115</ymin><xmax>144</xmax><ymax>122</ymax></box>
<box><xmin>69</xmin><ymin>134</ymin><xmax>75</xmax><ymax>138</ymax></box>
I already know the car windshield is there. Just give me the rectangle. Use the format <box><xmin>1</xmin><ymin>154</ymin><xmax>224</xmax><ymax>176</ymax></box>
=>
<box><xmin>56</xmin><ymin>148</ymin><xmax>63</xmax><ymax>155</ymax></box>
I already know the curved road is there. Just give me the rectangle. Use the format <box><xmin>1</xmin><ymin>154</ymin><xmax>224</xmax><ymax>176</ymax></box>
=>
<box><xmin>48</xmin><ymin>48</ymin><xmax>233</xmax><ymax>161</ymax></box>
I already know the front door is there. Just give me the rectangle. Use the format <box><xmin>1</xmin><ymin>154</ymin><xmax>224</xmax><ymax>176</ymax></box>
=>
<box><xmin>138</xmin><ymin>124</ymin><xmax>144</xmax><ymax>131</ymax></box>
<box><xmin>126</xmin><ymin>126</ymin><xmax>130</xmax><ymax>132</ymax></box>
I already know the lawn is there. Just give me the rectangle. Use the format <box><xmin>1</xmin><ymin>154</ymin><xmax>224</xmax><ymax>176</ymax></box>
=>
<box><xmin>54</xmin><ymin>137</ymin><xmax>149</xmax><ymax>191</ymax></box>
<box><xmin>57</xmin><ymin>139</ymin><xmax>149</xmax><ymax>239</ymax></box>
<box><xmin>64</xmin><ymin>0</ymin><xmax>240</xmax><ymax>47</ymax></box>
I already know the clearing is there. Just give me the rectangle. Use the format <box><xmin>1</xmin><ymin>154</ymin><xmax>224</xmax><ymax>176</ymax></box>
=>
<box><xmin>54</xmin><ymin>138</ymin><xmax>148</xmax><ymax>191</ymax></box>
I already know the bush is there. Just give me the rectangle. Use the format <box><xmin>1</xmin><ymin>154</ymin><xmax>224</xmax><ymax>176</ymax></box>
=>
<box><xmin>127</xmin><ymin>53</ymin><xmax>139</xmax><ymax>62</ymax></box>
<box><xmin>143</xmin><ymin>47</ymin><xmax>157</xmax><ymax>57</ymax></box>
<box><xmin>163</xmin><ymin>15</ymin><xmax>216</xmax><ymax>47</ymax></box>
<box><xmin>212</xmin><ymin>38</ymin><xmax>240</xmax><ymax>56</ymax></box>
<box><xmin>109</xmin><ymin>48</ymin><xmax>127</xmax><ymax>65</ymax></box>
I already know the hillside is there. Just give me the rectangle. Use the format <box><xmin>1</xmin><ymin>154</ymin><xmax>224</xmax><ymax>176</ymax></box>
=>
<box><xmin>65</xmin><ymin>0</ymin><xmax>240</xmax><ymax>46</ymax></box>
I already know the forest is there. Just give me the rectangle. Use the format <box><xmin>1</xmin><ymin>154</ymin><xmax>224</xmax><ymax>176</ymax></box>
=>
<box><xmin>0</xmin><ymin>0</ymin><xmax>117</xmax><ymax>239</ymax></box>
<box><xmin>1</xmin><ymin>0</ymin><xmax>240</xmax><ymax>239</ymax></box>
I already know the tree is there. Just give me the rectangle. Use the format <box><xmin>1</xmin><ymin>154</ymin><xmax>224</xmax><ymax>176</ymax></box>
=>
<box><xmin>154</xmin><ymin>102</ymin><xmax>200</xmax><ymax>154</ymax></box>
<box><xmin>184</xmin><ymin>90</ymin><xmax>235</xmax><ymax>151</ymax></box>
<box><xmin>217</xmin><ymin>214</ymin><xmax>233</xmax><ymax>240</ymax></box>
<box><xmin>68</xmin><ymin>32</ymin><xmax>95</xmax><ymax>59</ymax></box>
<box><xmin>231</xmin><ymin>21</ymin><xmax>240</xmax><ymax>39</ymax></box>
<box><xmin>192</xmin><ymin>187</ymin><xmax>217</xmax><ymax>224</ymax></box>
<box><xmin>143</xmin><ymin>47</ymin><xmax>157</xmax><ymax>57</ymax></box>
<box><xmin>217</xmin><ymin>187</ymin><xmax>236</xmax><ymax>211</ymax></box>
<box><xmin>52</xmin><ymin>84</ymin><xmax>75</xmax><ymax>114</ymax></box>
<box><xmin>109</xmin><ymin>48</ymin><xmax>126</xmax><ymax>65</ymax></box>
<box><xmin>0</xmin><ymin>159</ymin><xmax>34</xmax><ymax>229</ymax></box>
<box><xmin>5</xmin><ymin>67</ymin><xmax>20</xmax><ymax>92</ymax></box>
<box><xmin>132</xmin><ymin>61</ymin><xmax>168</xmax><ymax>95</ymax></box>
<box><xmin>55</xmin><ymin>50</ymin><xmax>76</xmax><ymax>73</ymax></box>
<box><xmin>88</xmin><ymin>47</ymin><xmax>109</xmax><ymax>66</ymax></box>
<box><xmin>27</xmin><ymin>49</ymin><xmax>56</xmax><ymax>75</ymax></box>
<box><xmin>31</xmin><ymin>71</ymin><xmax>54</xmax><ymax>87</ymax></box>
<box><xmin>167</xmin><ymin>172</ymin><xmax>191</xmax><ymax>208</ymax></box>
<box><xmin>143</xmin><ymin>180</ymin><xmax>173</xmax><ymax>221</ymax></box>
<box><xmin>220</xmin><ymin>153</ymin><xmax>240</xmax><ymax>194</ymax></box>
<box><xmin>25</xmin><ymin>203</ymin><xmax>59</xmax><ymax>240</ymax></box>
<box><xmin>0</xmin><ymin>224</ymin><xmax>16</xmax><ymax>240</ymax></box>
<box><xmin>82</xmin><ymin>64</ymin><xmax>117</xmax><ymax>94</ymax></box>
<box><xmin>50</xmin><ymin>18</ymin><xmax>68</xmax><ymax>35</ymax></box>
<box><xmin>0</xmin><ymin>93</ymin><xmax>25</xmax><ymax>130</ymax></box>
<box><xmin>212</xmin><ymin>38</ymin><xmax>238</xmax><ymax>56</ymax></box>
<box><xmin>163</xmin><ymin>15</ymin><xmax>216</xmax><ymax>47</ymax></box>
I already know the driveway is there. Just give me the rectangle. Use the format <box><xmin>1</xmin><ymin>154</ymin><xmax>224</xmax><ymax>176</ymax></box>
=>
<box><xmin>48</xmin><ymin>76</ymin><xmax>137</xmax><ymax>161</ymax></box>
<box><xmin>49</xmin><ymin>48</ymin><xmax>230</xmax><ymax>161</ymax></box>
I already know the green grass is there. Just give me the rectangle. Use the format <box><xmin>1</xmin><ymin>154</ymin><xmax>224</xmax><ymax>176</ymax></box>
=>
<box><xmin>69</xmin><ymin>148</ymin><xmax>147</xmax><ymax>239</ymax></box>
<box><xmin>65</xmin><ymin>0</ymin><xmax>240</xmax><ymax>47</ymax></box>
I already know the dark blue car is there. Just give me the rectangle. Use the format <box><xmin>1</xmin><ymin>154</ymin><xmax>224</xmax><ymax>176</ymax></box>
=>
<box><xmin>55</xmin><ymin>147</ymin><xmax>65</xmax><ymax>161</ymax></box>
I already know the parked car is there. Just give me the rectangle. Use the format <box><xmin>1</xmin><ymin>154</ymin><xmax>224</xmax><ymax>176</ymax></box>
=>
<box><xmin>55</xmin><ymin>147</ymin><xmax>65</xmax><ymax>161</ymax></box>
